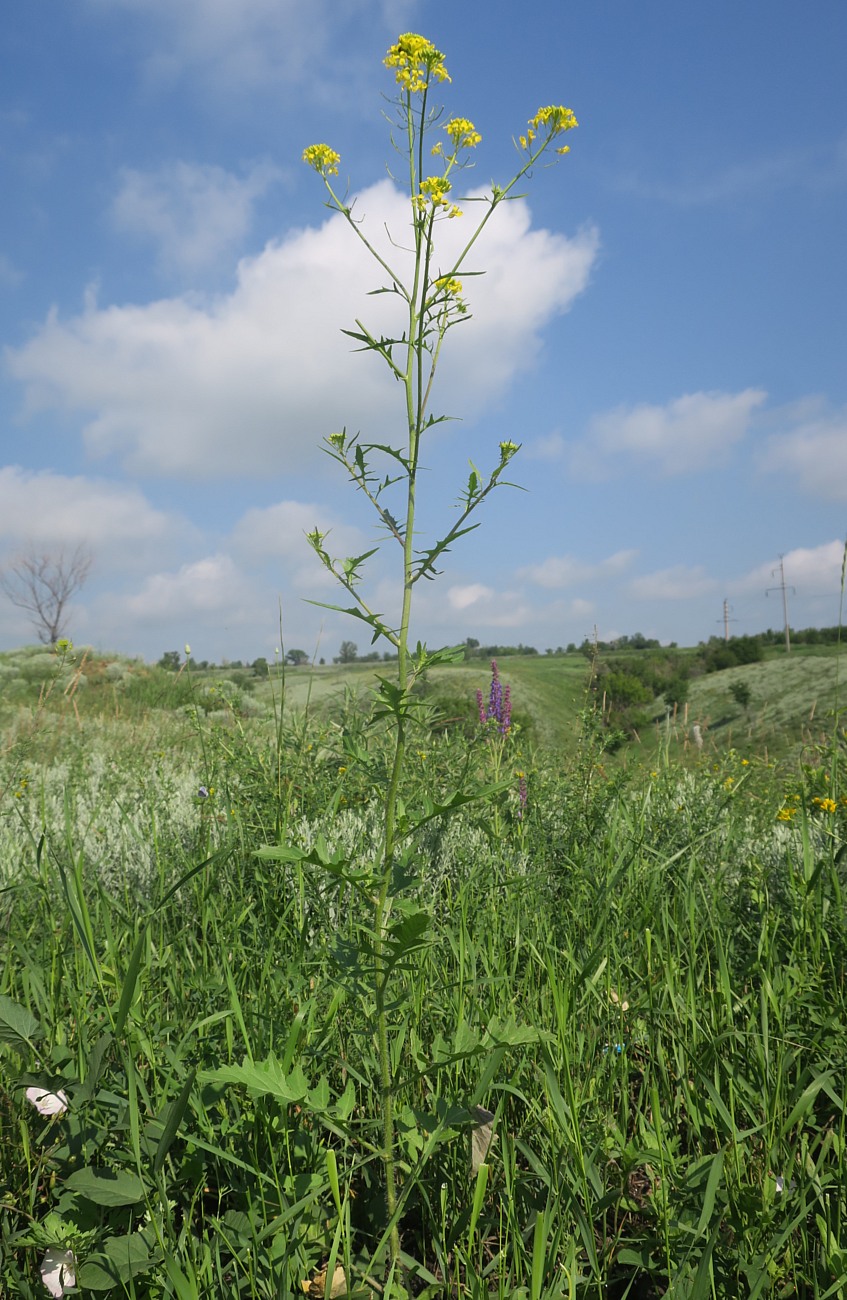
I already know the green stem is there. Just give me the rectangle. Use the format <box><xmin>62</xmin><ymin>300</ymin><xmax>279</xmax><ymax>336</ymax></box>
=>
<box><xmin>371</xmin><ymin>85</ymin><xmax>425</xmax><ymax>1267</ymax></box>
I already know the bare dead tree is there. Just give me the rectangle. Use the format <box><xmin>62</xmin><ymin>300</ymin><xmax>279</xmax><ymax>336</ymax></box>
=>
<box><xmin>1</xmin><ymin>544</ymin><xmax>93</xmax><ymax>645</ymax></box>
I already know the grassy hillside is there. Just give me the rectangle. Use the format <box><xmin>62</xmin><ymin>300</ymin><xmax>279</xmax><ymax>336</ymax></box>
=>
<box><xmin>0</xmin><ymin>641</ymin><xmax>843</xmax><ymax>768</ymax></box>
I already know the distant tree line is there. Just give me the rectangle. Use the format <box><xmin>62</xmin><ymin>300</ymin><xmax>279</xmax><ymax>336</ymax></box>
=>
<box><xmin>155</xmin><ymin>624</ymin><xmax>840</xmax><ymax>681</ymax></box>
<box><xmin>759</xmin><ymin>625</ymin><xmax>844</xmax><ymax>646</ymax></box>
<box><xmin>332</xmin><ymin>640</ymin><xmax>398</xmax><ymax>665</ymax></box>
<box><xmin>462</xmin><ymin>637</ymin><xmax>539</xmax><ymax>658</ymax></box>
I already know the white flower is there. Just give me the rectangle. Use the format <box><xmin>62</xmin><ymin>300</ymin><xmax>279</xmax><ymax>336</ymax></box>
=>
<box><xmin>26</xmin><ymin>1087</ymin><xmax>69</xmax><ymax>1117</ymax></box>
<box><xmin>40</xmin><ymin>1247</ymin><xmax>76</xmax><ymax>1297</ymax></box>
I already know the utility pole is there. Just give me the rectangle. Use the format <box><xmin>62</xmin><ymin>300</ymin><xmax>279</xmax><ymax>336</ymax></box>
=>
<box><xmin>766</xmin><ymin>556</ymin><xmax>795</xmax><ymax>653</ymax></box>
<box><xmin>718</xmin><ymin>598</ymin><xmax>736</xmax><ymax>642</ymax></box>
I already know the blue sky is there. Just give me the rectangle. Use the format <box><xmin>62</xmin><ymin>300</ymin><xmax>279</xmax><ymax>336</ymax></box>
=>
<box><xmin>1</xmin><ymin>0</ymin><xmax>845</xmax><ymax>663</ymax></box>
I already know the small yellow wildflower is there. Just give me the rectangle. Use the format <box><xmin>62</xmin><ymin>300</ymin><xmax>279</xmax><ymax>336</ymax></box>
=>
<box><xmin>741</xmin><ymin>759</ymin><xmax>749</xmax><ymax>766</ymax></box>
<box><xmin>302</xmin><ymin>144</ymin><xmax>341</xmax><ymax>176</ymax></box>
<box><xmin>444</xmin><ymin>117</ymin><xmax>482</xmax><ymax>149</ymax></box>
<box><xmin>812</xmin><ymin>796</ymin><xmax>837</xmax><ymax>813</ymax></box>
<box><xmin>384</xmin><ymin>33</ymin><xmax>450</xmax><ymax>93</ymax></box>
<box><xmin>520</xmin><ymin>106</ymin><xmax>578</xmax><ymax>152</ymax></box>
<box><xmin>415</xmin><ymin>175</ymin><xmax>453</xmax><ymax>211</ymax></box>
<box><xmin>776</xmin><ymin>808</ymin><xmax>795</xmax><ymax>822</ymax></box>
<box><xmin>530</xmin><ymin>105</ymin><xmax>578</xmax><ymax>134</ymax></box>
<box><xmin>723</xmin><ymin>777</ymin><xmax>734</xmax><ymax>790</ymax></box>
<box><xmin>433</xmin><ymin>275</ymin><xmax>462</xmax><ymax>297</ymax></box>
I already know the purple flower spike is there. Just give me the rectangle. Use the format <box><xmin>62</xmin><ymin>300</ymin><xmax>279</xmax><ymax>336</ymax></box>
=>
<box><xmin>488</xmin><ymin>660</ymin><xmax>502</xmax><ymax>721</ymax></box>
<box><xmin>501</xmin><ymin>684</ymin><xmax>512</xmax><ymax>734</ymax></box>
<box><xmin>476</xmin><ymin>659</ymin><xmax>513</xmax><ymax>735</ymax></box>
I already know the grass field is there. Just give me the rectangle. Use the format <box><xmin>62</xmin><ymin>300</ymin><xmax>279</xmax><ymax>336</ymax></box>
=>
<box><xmin>1</xmin><ymin>640</ymin><xmax>846</xmax><ymax>1297</ymax></box>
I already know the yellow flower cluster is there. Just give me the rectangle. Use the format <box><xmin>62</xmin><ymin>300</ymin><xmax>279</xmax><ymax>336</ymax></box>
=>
<box><xmin>519</xmin><ymin>104</ymin><xmax>578</xmax><ymax>154</ymax></box>
<box><xmin>812</xmin><ymin>796</ymin><xmax>837</xmax><ymax>814</ymax></box>
<box><xmin>384</xmin><ymin>33</ymin><xmax>450</xmax><ymax>93</ymax></box>
<box><xmin>443</xmin><ymin>117</ymin><xmax>482</xmax><ymax>149</ymax></box>
<box><xmin>433</xmin><ymin>275</ymin><xmax>463</xmax><ymax>297</ymax></box>
<box><xmin>302</xmin><ymin>143</ymin><xmax>340</xmax><ymax>176</ymax></box>
<box><xmin>414</xmin><ymin>175</ymin><xmax>462</xmax><ymax>217</ymax></box>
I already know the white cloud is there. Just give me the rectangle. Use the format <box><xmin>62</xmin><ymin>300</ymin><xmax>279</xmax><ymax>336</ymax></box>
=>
<box><xmin>525</xmin><ymin>430</ymin><xmax>565</xmax><ymax>461</ymax></box>
<box><xmin>447</xmin><ymin>583</ymin><xmax>495</xmax><ymax>611</ymax></box>
<box><xmin>125</xmin><ymin>553</ymin><xmax>254</xmax><ymax>620</ymax></box>
<box><xmin>570</xmin><ymin>597</ymin><xmax>595</xmax><ymax>619</ymax></box>
<box><xmin>630</xmin><ymin>565</ymin><xmax>718</xmax><ymax>601</ymax></box>
<box><xmin>88</xmin><ymin>0</ymin><xmax>415</xmax><ymax>94</ymax></box>
<box><xmin>112</xmin><ymin>161</ymin><xmax>280</xmax><ymax>276</ymax></box>
<box><xmin>763</xmin><ymin>408</ymin><xmax>847</xmax><ymax>500</ymax></box>
<box><xmin>230</xmin><ymin>499</ymin><xmax>369</xmax><ymax>589</ymax></box>
<box><xmin>518</xmin><ymin>549</ymin><xmax>636</xmax><ymax>590</ymax></box>
<box><xmin>7</xmin><ymin>182</ymin><xmax>598</xmax><ymax>480</ymax></box>
<box><xmin>0</xmin><ymin>466</ymin><xmax>179</xmax><ymax>553</ymax></box>
<box><xmin>574</xmin><ymin>389</ymin><xmax>765</xmax><ymax>479</ymax></box>
<box><xmin>730</xmin><ymin>540</ymin><xmax>846</xmax><ymax>597</ymax></box>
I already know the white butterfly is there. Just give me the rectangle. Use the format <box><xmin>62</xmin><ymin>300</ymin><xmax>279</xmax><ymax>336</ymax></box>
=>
<box><xmin>26</xmin><ymin>1087</ymin><xmax>69</xmax><ymax>1117</ymax></box>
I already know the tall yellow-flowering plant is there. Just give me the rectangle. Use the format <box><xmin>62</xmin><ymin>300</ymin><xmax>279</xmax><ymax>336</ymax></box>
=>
<box><xmin>303</xmin><ymin>32</ymin><xmax>577</xmax><ymax>1265</ymax></box>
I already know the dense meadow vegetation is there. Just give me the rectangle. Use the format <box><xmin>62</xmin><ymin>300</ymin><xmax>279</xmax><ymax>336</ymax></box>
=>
<box><xmin>1</xmin><ymin>640</ymin><xmax>846</xmax><ymax>1298</ymax></box>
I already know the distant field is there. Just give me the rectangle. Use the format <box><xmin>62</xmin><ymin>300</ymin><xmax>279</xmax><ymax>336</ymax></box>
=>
<box><xmin>0</xmin><ymin>642</ymin><xmax>843</xmax><ymax>766</ymax></box>
<box><xmin>258</xmin><ymin>648</ymin><xmax>844</xmax><ymax>763</ymax></box>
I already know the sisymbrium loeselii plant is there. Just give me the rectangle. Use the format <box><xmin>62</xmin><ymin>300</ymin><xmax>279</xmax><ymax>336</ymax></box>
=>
<box><xmin>302</xmin><ymin>32</ymin><xmax>577</xmax><ymax>1265</ymax></box>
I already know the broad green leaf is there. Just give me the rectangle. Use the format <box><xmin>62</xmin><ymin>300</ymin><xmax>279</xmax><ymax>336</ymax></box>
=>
<box><xmin>0</xmin><ymin>995</ymin><xmax>42</xmax><ymax>1051</ymax></box>
<box><xmin>201</xmin><ymin>1055</ymin><xmax>311</xmax><ymax>1104</ymax></box>
<box><xmin>452</xmin><ymin>1022</ymin><xmax>481</xmax><ymax>1058</ymax></box>
<box><xmin>308</xmin><ymin>1076</ymin><xmax>330</xmax><ymax>1111</ymax></box>
<box><xmin>335</xmin><ymin>1078</ymin><xmax>356</xmax><ymax>1121</ymax></box>
<box><xmin>486</xmin><ymin>1016</ymin><xmax>542</xmax><ymax>1047</ymax></box>
<box><xmin>64</xmin><ymin>1166</ymin><xmax>147</xmax><ymax>1206</ymax></box>
<box><xmin>77</xmin><ymin>1232</ymin><xmax>161</xmax><ymax>1289</ymax></box>
<box><xmin>385</xmin><ymin>907</ymin><xmax>431</xmax><ymax>968</ymax></box>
